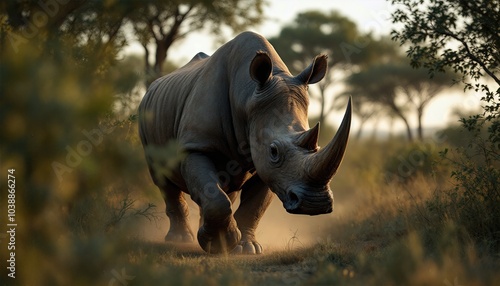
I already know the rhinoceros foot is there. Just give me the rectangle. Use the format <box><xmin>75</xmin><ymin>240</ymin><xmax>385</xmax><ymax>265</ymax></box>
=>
<box><xmin>231</xmin><ymin>239</ymin><xmax>263</xmax><ymax>255</ymax></box>
<box><xmin>197</xmin><ymin>218</ymin><xmax>241</xmax><ymax>254</ymax></box>
<box><xmin>165</xmin><ymin>228</ymin><xmax>194</xmax><ymax>243</ymax></box>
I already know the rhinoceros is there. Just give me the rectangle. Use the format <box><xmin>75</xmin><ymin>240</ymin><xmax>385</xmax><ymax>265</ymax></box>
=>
<box><xmin>138</xmin><ymin>31</ymin><xmax>351</xmax><ymax>254</ymax></box>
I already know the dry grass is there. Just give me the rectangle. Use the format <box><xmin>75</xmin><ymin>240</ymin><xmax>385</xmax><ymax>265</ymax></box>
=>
<box><xmin>4</xmin><ymin>120</ymin><xmax>498</xmax><ymax>285</ymax></box>
<box><xmin>80</xmin><ymin>138</ymin><xmax>498</xmax><ymax>286</ymax></box>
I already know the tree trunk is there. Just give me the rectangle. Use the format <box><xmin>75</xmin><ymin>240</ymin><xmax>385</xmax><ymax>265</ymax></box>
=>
<box><xmin>356</xmin><ymin>121</ymin><xmax>364</xmax><ymax>139</ymax></box>
<box><xmin>154</xmin><ymin>40</ymin><xmax>167</xmax><ymax>79</ymax></box>
<box><xmin>417</xmin><ymin>106</ymin><xmax>424</xmax><ymax>140</ymax></box>
<box><xmin>401</xmin><ymin>116</ymin><xmax>413</xmax><ymax>141</ymax></box>
<box><xmin>389</xmin><ymin>102</ymin><xmax>413</xmax><ymax>141</ymax></box>
<box><xmin>391</xmin><ymin>107</ymin><xmax>413</xmax><ymax>141</ymax></box>
<box><xmin>142</xmin><ymin>43</ymin><xmax>153</xmax><ymax>86</ymax></box>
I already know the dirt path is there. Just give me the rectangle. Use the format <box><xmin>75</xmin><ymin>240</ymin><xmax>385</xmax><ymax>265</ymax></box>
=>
<box><xmin>129</xmin><ymin>241</ymin><xmax>321</xmax><ymax>285</ymax></box>
<box><xmin>153</xmin><ymin>243</ymin><xmax>321</xmax><ymax>285</ymax></box>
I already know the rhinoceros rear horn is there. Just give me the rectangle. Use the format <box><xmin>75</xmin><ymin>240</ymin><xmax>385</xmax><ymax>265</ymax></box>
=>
<box><xmin>250</xmin><ymin>51</ymin><xmax>272</xmax><ymax>86</ymax></box>
<box><xmin>307</xmin><ymin>97</ymin><xmax>352</xmax><ymax>183</ymax></box>
<box><xmin>296</xmin><ymin>122</ymin><xmax>320</xmax><ymax>151</ymax></box>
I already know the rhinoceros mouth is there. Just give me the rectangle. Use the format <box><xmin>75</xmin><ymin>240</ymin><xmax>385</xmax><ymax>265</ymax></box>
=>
<box><xmin>282</xmin><ymin>187</ymin><xmax>333</xmax><ymax>215</ymax></box>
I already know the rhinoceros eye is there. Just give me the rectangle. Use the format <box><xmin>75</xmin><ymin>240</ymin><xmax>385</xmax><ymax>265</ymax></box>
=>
<box><xmin>269</xmin><ymin>142</ymin><xmax>280</xmax><ymax>163</ymax></box>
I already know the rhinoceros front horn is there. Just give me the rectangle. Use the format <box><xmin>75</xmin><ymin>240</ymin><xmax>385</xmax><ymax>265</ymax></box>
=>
<box><xmin>307</xmin><ymin>97</ymin><xmax>352</xmax><ymax>184</ymax></box>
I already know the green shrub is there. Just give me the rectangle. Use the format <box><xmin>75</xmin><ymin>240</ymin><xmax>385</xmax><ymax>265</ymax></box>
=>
<box><xmin>383</xmin><ymin>143</ymin><xmax>449</xmax><ymax>184</ymax></box>
<box><xmin>439</xmin><ymin>117</ymin><xmax>500</xmax><ymax>251</ymax></box>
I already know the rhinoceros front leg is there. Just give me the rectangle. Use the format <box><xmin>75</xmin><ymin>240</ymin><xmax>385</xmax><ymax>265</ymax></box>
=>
<box><xmin>181</xmin><ymin>153</ymin><xmax>241</xmax><ymax>254</ymax></box>
<box><xmin>233</xmin><ymin>175</ymin><xmax>273</xmax><ymax>254</ymax></box>
<box><xmin>197</xmin><ymin>191</ymin><xmax>239</xmax><ymax>229</ymax></box>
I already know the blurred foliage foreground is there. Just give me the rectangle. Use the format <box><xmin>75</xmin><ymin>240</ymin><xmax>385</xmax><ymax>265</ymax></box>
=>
<box><xmin>1</xmin><ymin>31</ymin><xmax>499</xmax><ymax>286</ymax></box>
<box><xmin>0</xmin><ymin>33</ymin><xmax>162</xmax><ymax>285</ymax></box>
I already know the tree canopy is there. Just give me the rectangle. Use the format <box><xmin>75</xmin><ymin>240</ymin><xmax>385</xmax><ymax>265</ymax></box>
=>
<box><xmin>391</xmin><ymin>0</ymin><xmax>500</xmax><ymax>119</ymax></box>
<box><xmin>1</xmin><ymin>0</ymin><xmax>264</xmax><ymax>84</ymax></box>
<box><xmin>346</xmin><ymin>61</ymin><xmax>455</xmax><ymax>140</ymax></box>
<box><xmin>129</xmin><ymin>0</ymin><xmax>264</xmax><ymax>83</ymax></box>
<box><xmin>269</xmin><ymin>10</ymin><xmax>398</xmax><ymax>128</ymax></box>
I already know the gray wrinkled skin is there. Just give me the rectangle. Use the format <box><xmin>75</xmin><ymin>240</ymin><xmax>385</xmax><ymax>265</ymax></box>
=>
<box><xmin>138</xmin><ymin>31</ymin><xmax>351</xmax><ymax>254</ymax></box>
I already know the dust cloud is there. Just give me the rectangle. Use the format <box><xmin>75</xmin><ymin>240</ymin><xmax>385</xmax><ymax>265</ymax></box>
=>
<box><xmin>136</xmin><ymin>192</ymin><xmax>344</xmax><ymax>252</ymax></box>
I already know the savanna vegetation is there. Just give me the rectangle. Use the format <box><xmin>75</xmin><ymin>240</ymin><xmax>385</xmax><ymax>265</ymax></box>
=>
<box><xmin>1</xmin><ymin>0</ymin><xmax>498</xmax><ymax>285</ymax></box>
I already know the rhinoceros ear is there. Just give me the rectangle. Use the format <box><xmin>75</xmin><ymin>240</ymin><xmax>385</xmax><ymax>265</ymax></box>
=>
<box><xmin>250</xmin><ymin>51</ymin><xmax>273</xmax><ymax>86</ymax></box>
<box><xmin>296</xmin><ymin>54</ymin><xmax>328</xmax><ymax>85</ymax></box>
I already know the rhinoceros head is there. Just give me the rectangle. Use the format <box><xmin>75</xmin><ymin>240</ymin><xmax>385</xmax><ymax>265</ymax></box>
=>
<box><xmin>246</xmin><ymin>52</ymin><xmax>351</xmax><ymax>215</ymax></box>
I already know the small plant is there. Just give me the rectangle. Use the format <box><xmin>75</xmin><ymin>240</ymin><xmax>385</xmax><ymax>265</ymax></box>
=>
<box><xmin>285</xmin><ymin>229</ymin><xmax>304</xmax><ymax>251</ymax></box>
<box><xmin>105</xmin><ymin>196</ymin><xmax>159</xmax><ymax>233</ymax></box>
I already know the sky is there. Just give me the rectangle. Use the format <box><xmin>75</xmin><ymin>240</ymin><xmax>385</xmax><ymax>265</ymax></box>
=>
<box><xmin>124</xmin><ymin>0</ymin><xmax>482</xmax><ymax>137</ymax></box>
<box><xmin>259</xmin><ymin>0</ymin><xmax>394</xmax><ymax>37</ymax></box>
<box><xmin>132</xmin><ymin>0</ymin><xmax>395</xmax><ymax>61</ymax></box>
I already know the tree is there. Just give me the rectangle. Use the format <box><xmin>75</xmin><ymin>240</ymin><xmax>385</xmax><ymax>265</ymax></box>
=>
<box><xmin>0</xmin><ymin>2</ymin><xmax>165</xmax><ymax>283</ymax></box>
<box><xmin>391</xmin><ymin>0</ymin><xmax>500</xmax><ymax>120</ymax></box>
<box><xmin>391</xmin><ymin>0</ymin><xmax>500</xmax><ymax>252</ymax></box>
<box><xmin>336</xmin><ymin>97</ymin><xmax>380</xmax><ymax>140</ymax></box>
<box><xmin>269</xmin><ymin>11</ymin><xmax>397</xmax><ymax>127</ymax></box>
<box><xmin>346</xmin><ymin>62</ymin><xmax>454</xmax><ymax>141</ymax></box>
<box><xmin>1</xmin><ymin>0</ymin><xmax>264</xmax><ymax>85</ymax></box>
<box><xmin>346</xmin><ymin>64</ymin><xmax>414</xmax><ymax>140</ymax></box>
<box><xmin>1</xmin><ymin>0</ymin><xmax>143</xmax><ymax>72</ymax></box>
<box><xmin>129</xmin><ymin>0</ymin><xmax>264</xmax><ymax>84</ymax></box>
<box><xmin>343</xmin><ymin>98</ymin><xmax>381</xmax><ymax>140</ymax></box>
<box><xmin>396</xmin><ymin>63</ymin><xmax>456</xmax><ymax>139</ymax></box>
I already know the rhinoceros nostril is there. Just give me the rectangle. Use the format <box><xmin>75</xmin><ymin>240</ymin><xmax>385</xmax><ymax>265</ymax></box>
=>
<box><xmin>283</xmin><ymin>189</ymin><xmax>334</xmax><ymax>215</ymax></box>
<box><xmin>288</xmin><ymin>191</ymin><xmax>299</xmax><ymax>205</ymax></box>
<box><xmin>285</xmin><ymin>190</ymin><xmax>301</xmax><ymax>212</ymax></box>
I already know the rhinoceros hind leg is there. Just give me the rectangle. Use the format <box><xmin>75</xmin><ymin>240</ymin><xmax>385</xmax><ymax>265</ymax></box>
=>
<box><xmin>160</xmin><ymin>181</ymin><xmax>194</xmax><ymax>243</ymax></box>
<box><xmin>233</xmin><ymin>175</ymin><xmax>273</xmax><ymax>254</ymax></box>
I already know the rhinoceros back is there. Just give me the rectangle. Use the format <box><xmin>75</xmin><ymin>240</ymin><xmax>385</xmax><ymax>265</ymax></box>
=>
<box><xmin>138</xmin><ymin>55</ymin><xmax>208</xmax><ymax>147</ymax></box>
<box><xmin>138</xmin><ymin>32</ymin><xmax>290</xmax><ymax>171</ymax></box>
